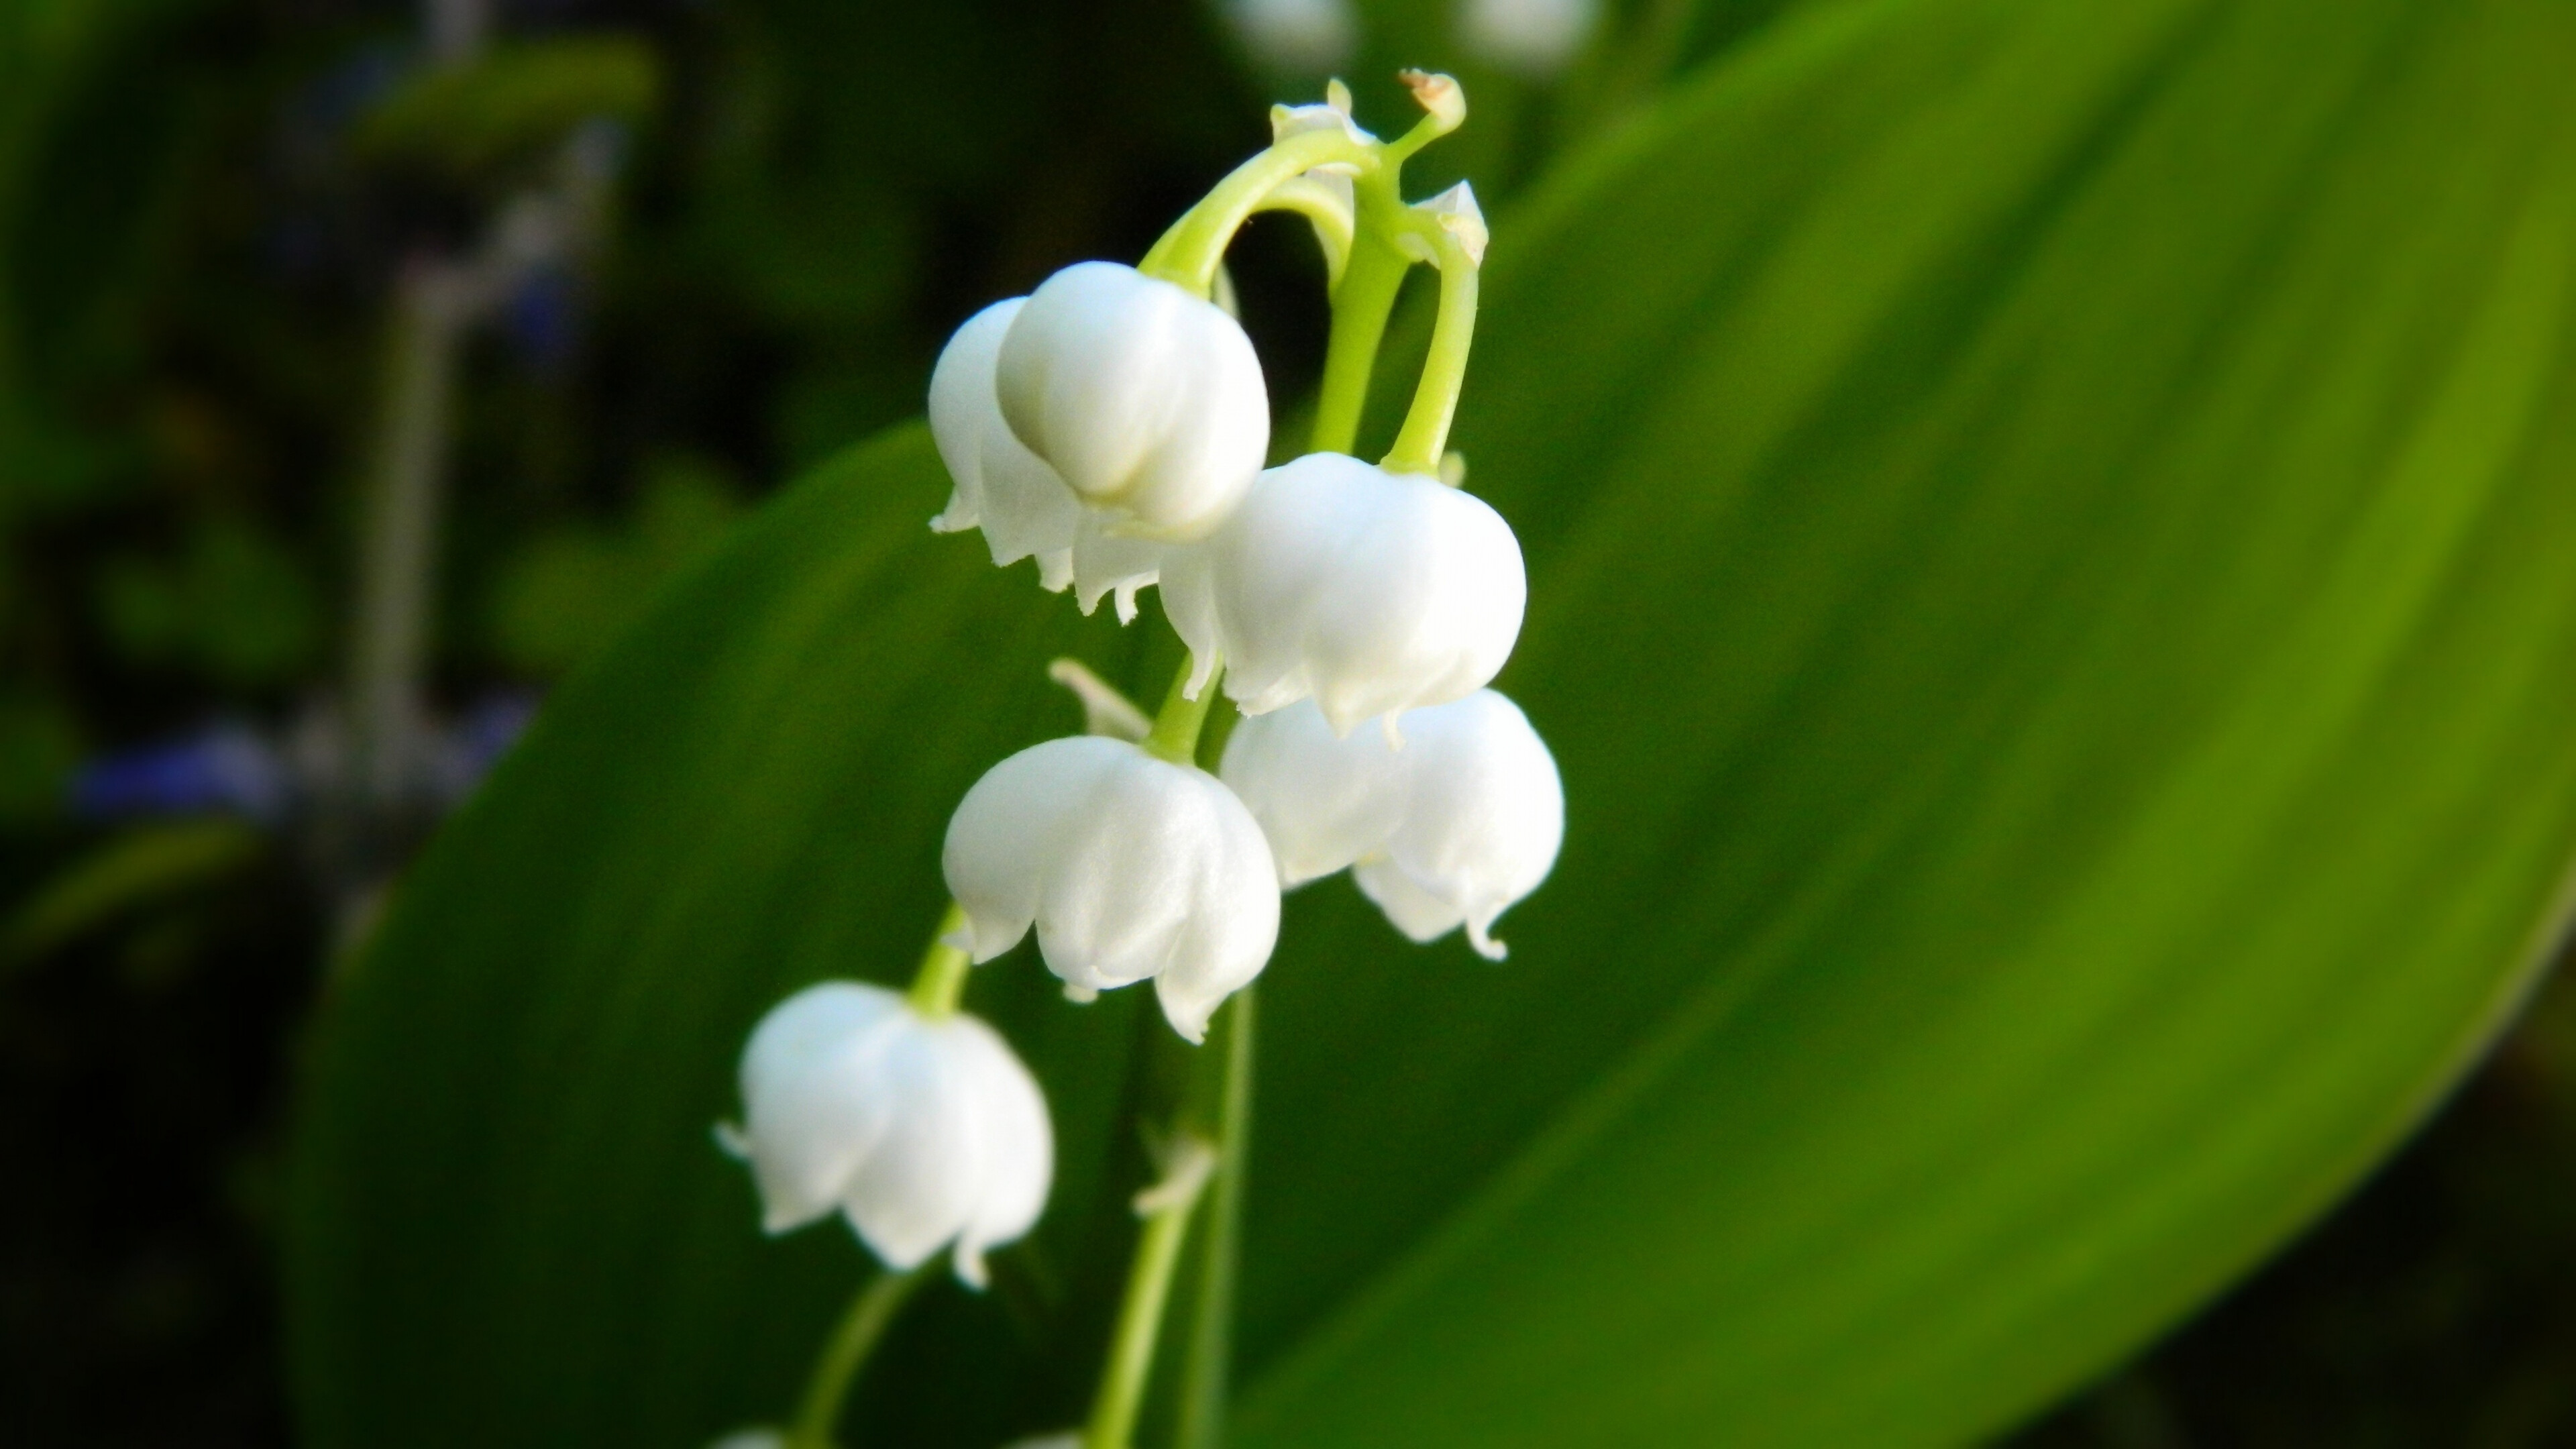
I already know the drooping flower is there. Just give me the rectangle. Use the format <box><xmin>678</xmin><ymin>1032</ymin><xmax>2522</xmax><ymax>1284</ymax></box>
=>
<box><xmin>1162</xmin><ymin>451</ymin><xmax>1526</xmax><ymax>736</ymax></box>
<box><xmin>1220</xmin><ymin>689</ymin><xmax>1562</xmax><ymax>959</ymax></box>
<box><xmin>720</xmin><ymin>981</ymin><xmax>1053</xmax><ymax>1287</ymax></box>
<box><xmin>928</xmin><ymin>297</ymin><xmax>1163</xmax><ymax>620</ymax></box>
<box><xmin>943</xmin><ymin>735</ymin><xmax>1280</xmax><ymax>1042</ymax></box>
<box><xmin>994</xmin><ymin>261</ymin><xmax>1271</xmax><ymax>540</ymax></box>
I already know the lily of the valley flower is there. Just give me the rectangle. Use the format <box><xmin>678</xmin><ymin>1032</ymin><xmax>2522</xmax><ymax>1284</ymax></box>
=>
<box><xmin>1220</xmin><ymin>689</ymin><xmax>1562</xmax><ymax>959</ymax></box>
<box><xmin>1162</xmin><ymin>451</ymin><xmax>1526</xmax><ymax>736</ymax></box>
<box><xmin>720</xmin><ymin>981</ymin><xmax>1053</xmax><ymax>1288</ymax></box>
<box><xmin>994</xmin><ymin>261</ymin><xmax>1270</xmax><ymax>540</ymax></box>
<box><xmin>943</xmin><ymin>735</ymin><xmax>1281</xmax><ymax>1042</ymax></box>
<box><xmin>929</xmin><ymin>297</ymin><xmax>1163</xmax><ymax>621</ymax></box>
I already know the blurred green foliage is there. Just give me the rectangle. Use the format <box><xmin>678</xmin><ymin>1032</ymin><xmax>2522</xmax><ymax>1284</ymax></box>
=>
<box><xmin>484</xmin><ymin>453</ymin><xmax>743</xmax><ymax>674</ymax></box>
<box><xmin>97</xmin><ymin>519</ymin><xmax>322</xmax><ymax>685</ymax></box>
<box><xmin>3</xmin><ymin>816</ymin><xmax>264</xmax><ymax>965</ymax></box>
<box><xmin>0</xmin><ymin>685</ymin><xmax>78</xmax><ymax>822</ymax></box>
<box><xmin>358</xmin><ymin>36</ymin><xmax>659</xmax><ymax>181</ymax></box>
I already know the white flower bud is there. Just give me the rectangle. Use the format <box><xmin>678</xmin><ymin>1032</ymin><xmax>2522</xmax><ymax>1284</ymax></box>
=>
<box><xmin>1269</xmin><ymin>95</ymin><xmax>1375</xmax><ymax>152</ymax></box>
<box><xmin>722</xmin><ymin>981</ymin><xmax>1052</xmax><ymax>1288</ymax></box>
<box><xmin>943</xmin><ymin>736</ymin><xmax>1280</xmax><ymax>1042</ymax></box>
<box><xmin>1411</xmin><ymin>180</ymin><xmax>1489</xmax><ymax>267</ymax></box>
<box><xmin>1220</xmin><ymin>690</ymin><xmax>1562</xmax><ymax>959</ymax></box>
<box><xmin>1162</xmin><ymin>452</ymin><xmax>1527</xmax><ymax>736</ymax></box>
<box><xmin>929</xmin><ymin>298</ymin><xmax>1163</xmax><ymax>620</ymax></box>
<box><xmin>996</xmin><ymin>262</ymin><xmax>1270</xmax><ymax>541</ymax></box>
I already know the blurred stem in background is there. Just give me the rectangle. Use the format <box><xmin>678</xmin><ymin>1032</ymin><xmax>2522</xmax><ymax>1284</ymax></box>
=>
<box><xmin>338</xmin><ymin>255</ymin><xmax>468</xmax><ymax>940</ymax></box>
<box><xmin>1171</xmin><ymin>985</ymin><xmax>1253</xmax><ymax>1449</ymax></box>
<box><xmin>332</xmin><ymin>0</ymin><xmax>623</xmax><ymax>949</ymax></box>
<box><xmin>786</xmin><ymin>1265</ymin><xmax>927</xmax><ymax>1449</ymax></box>
<box><xmin>336</xmin><ymin>0</ymin><xmax>491</xmax><ymax>945</ymax></box>
<box><xmin>429</xmin><ymin>0</ymin><xmax>490</xmax><ymax>62</ymax></box>
<box><xmin>1086</xmin><ymin>1135</ymin><xmax>1217</xmax><ymax>1449</ymax></box>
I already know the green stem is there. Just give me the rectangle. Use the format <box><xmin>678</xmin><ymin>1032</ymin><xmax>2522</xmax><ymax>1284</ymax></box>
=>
<box><xmin>1144</xmin><ymin>655</ymin><xmax>1223</xmax><ymax>765</ymax></box>
<box><xmin>1250</xmin><ymin>179</ymin><xmax>1354</xmax><ymax>288</ymax></box>
<box><xmin>1309</xmin><ymin>231</ymin><xmax>1411</xmax><ymax>458</ymax></box>
<box><xmin>1083</xmin><ymin>1142</ymin><xmax>1218</xmax><ymax>1449</ymax></box>
<box><xmin>1380</xmin><ymin>93</ymin><xmax>1464</xmax><ymax>170</ymax></box>
<box><xmin>786</xmin><ymin>1264</ymin><xmax>928</xmax><ymax>1449</ymax></box>
<box><xmin>347</xmin><ymin>262</ymin><xmax>466</xmax><ymax>822</ymax></box>
<box><xmin>1382</xmin><ymin>227</ymin><xmax>1481</xmax><ymax>477</ymax></box>
<box><xmin>1173</xmin><ymin>990</ymin><xmax>1256</xmax><ymax>1449</ymax></box>
<box><xmin>1140</xmin><ymin>130</ymin><xmax>1377</xmax><ymax>299</ymax></box>
<box><xmin>906</xmin><ymin>900</ymin><xmax>972</xmax><ymax>1018</ymax></box>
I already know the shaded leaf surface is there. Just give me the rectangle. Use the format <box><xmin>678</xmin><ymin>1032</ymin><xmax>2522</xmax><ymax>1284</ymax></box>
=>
<box><xmin>289</xmin><ymin>1</ymin><xmax>2576</xmax><ymax>1446</ymax></box>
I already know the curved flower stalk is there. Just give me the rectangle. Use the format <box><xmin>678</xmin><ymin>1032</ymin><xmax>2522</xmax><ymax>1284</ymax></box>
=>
<box><xmin>943</xmin><ymin>735</ymin><xmax>1281</xmax><ymax>1042</ymax></box>
<box><xmin>720</xmin><ymin>979</ymin><xmax>1053</xmax><ymax>1289</ymax></box>
<box><xmin>1222</xmin><ymin>689</ymin><xmax>1563</xmax><ymax>958</ymax></box>
<box><xmin>1162</xmin><ymin>451</ymin><xmax>1527</xmax><ymax>736</ymax></box>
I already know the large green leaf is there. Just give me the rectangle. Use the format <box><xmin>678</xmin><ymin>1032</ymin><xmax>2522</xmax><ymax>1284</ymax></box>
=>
<box><xmin>287</xmin><ymin>0</ymin><xmax>2576</xmax><ymax>1445</ymax></box>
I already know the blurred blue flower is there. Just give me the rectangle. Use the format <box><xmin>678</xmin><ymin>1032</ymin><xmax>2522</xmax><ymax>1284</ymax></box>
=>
<box><xmin>504</xmin><ymin>262</ymin><xmax>584</xmax><ymax>374</ymax></box>
<box><xmin>68</xmin><ymin>692</ymin><xmax>539</xmax><ymax>828</ymax></box>
<box><xmin>70</xmin><ymin>722</ymin><xmax>290</xmax><ymax>824</ymax></box>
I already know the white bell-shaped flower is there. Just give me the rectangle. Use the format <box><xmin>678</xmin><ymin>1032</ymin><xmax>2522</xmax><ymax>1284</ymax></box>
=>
<box><xmin>944</xmin><ymin>735</ymin><xmax>1280</xmax><ymax>1042</ymax></box>
<box><xmin>1163</xmin><ymin>452</ymin><xmax>1526</xmax><ymax>735</ymax></box>
<box><xmin>995</xmin><ymin>261</ymin><xmax>1270</xmax><ymax>540</ymax></box>
<box><xmin>1220</xmin><ymin>689</ymin><xmax>1562</xmax><ymax>959</ymax></box>
<box><xmin>722</xmin><ymin>981</ymin><xmax>1053</xmax><ymax>1288</ymax></box>
<box><xmin>929</xmin><ymin>297</ymin><xmax>1163</xmax><ymax>621</ymax></box>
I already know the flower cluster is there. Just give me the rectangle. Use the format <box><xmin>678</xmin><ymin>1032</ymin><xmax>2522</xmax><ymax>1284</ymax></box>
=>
<box><xmin>928</xmin><ymin>78</ymin><xmax>1558</xmax><ymax>1046</ymax></box>
<box><xmin>715</xmin><ymin>72</ymin><xmax>1563</xmax><ymax>1449</ymax></box>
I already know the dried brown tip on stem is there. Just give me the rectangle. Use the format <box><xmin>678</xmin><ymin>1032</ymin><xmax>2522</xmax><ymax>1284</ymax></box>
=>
<box><xmin>1400</xmin><ymin>69</ymin><xmax>1466</xmax><ymax>129</ymax></box>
